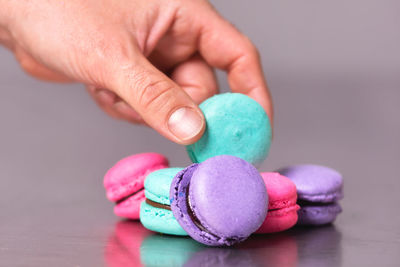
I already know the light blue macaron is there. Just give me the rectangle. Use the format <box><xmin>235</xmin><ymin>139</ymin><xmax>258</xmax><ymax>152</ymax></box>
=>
<box><xmin>140</xmin><ymin>168</ymin><xmax>187</xmax><ymax>236</ymax></box>
<box><xmin>187</xmin><ymin>93</ymin><xmax>271</xmax><ymax>168</ymax></box>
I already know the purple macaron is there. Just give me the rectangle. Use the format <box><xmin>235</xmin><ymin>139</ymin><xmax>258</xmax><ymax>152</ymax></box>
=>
<box><xmin>170</xmin><ymin>155</ymin><xmax>268</xmax><ymax>246</ymax></box>
<box><xmin>278</xmin><ymin>164</ymin><xmax>343</xmax><ymax>225</ymax></box>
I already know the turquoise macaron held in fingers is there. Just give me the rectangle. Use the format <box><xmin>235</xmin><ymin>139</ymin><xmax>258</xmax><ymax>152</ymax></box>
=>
<box><xmin>186</xmin><ymin>93</ymin><xmax>272</xmax><ymax>168</ymax></box>
<box><xmin>140</xmin><ymin>168</ymin><xmax>188</xmax><ymax>236</ymax></box>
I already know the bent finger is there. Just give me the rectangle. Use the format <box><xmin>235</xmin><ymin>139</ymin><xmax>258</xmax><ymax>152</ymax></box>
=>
<box><xmin>170</xmin><ymin>54</ymin><xmax>218</xmax><ymax>105</ymax></box>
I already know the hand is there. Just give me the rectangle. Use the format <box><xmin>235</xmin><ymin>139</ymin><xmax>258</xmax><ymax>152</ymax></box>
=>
<box><xmin>0</xmin><ymin>0</ymin><xmax>273</xmax><ymax>145</ymax></box>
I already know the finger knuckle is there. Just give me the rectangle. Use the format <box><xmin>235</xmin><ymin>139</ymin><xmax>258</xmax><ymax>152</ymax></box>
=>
<box><xmin>242</xmin><ymin>38</ymin><xmax>260</xmax><ymax>60</ymax></box>
<box><xmin>135</xmin><ymin>78</ymin><xmax>175</xmax><ymax>111</ymax></box>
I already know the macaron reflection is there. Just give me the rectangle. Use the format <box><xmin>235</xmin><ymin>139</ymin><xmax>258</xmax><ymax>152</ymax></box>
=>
<box><xmin>239</xmin><ymin>225</ymin><xmax>341</xmax><ymax>267</ymax></box>
<box><xmin>183</xmin><ymin>248</ymin><xmax>257</xmax><ymax>267</ymax></box>
<box><xmin>105</xmin><ymin>220</ymin><xmax>151</xmax><ymax>267</ymax></box>
<box><xmin>140</xmin><ymin>235</ymin><xmax>260</xmax><ymax>267</ymax></box>
<box><xmin>237</xmin><ymin>233</ymin><xmax>299</xmax><ymax>267</ymax></box>
<box><xmin>105</xmin><ymin>221</ymin><xmax>341</xmax><ymax>267</ymax></box>
<box><xmin>105</xmin><ymin>222</ymin><xmax>297</xmax><ymax>267</ymax></box>
<box><xmin>140</xmin><ymin>235</ymin><xmax>203</xmax><ymax>266</ymax></box>
<box><xmin>290</xmin><ymin>225</ymin><xmax>342</xmax><ymax>266</ymax></box>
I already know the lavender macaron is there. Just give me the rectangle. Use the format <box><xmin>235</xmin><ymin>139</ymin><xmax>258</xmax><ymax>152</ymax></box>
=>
<box><xmin>170</xmin><ymin>155</ymin><xmax>268</xmax><ymax>246</ymax></box>
<box><xmin>278</xmin><ymin>165</ymin><xmax>343</xmax><ymax>225</ymax></box>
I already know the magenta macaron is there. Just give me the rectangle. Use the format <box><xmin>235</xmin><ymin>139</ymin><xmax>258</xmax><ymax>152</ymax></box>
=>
<box><xmin>104</xmin><ymin>153</ymin><xmax>169</xmax><ymax>219</ymax></box>
<box><xmin>256</xmin><ymin>172</ymin><xmax>300</xmax><ymax>233</ymax></box>
<box><xmin>170</xmin><ymin>155</ymin><xmax>268</xmax><ymax>246</ymax></box>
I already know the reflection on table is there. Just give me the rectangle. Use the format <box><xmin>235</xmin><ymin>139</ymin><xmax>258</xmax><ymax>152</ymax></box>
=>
<box><xmin>104</xmin><ymin>220</ymin><xmax>342</xmax><ymax>267</ymax></box>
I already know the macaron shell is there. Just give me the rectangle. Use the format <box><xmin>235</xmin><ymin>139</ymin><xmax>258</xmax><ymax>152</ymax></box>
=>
<box><xmin>255</xmin><ymin>205</ymin><xmax>300</xmax><ymax>233</ymax></box>
<box><xmin>104</xmin><ymin>153</ymin><xmax>169</xmax><ymax>202</ymax></box>
<box><xmin>260</xmin><ymin>172</ymin><xmax>298</xmax><ymax>210</ymax></box>
<box><xmin>190</xmin><ymin>157</ymin><xmax>268</xmax><ymax>238</ymax></box>
<box><xmin>297</xmin><ymin>203</ymin><xmax>342</xmax><ymax>225</ymax></box>
<box><xmin>170</xmin><ymin>164</ymin><xmax>216</xmax><ymax>243</ymax></box>
<box><xmin>171</xmin><ymin>156</ymin><xmax>268</xmax><ymax>246</ymax></box>
<box><xmin>141</xmin><ymin>167</ymin><xmax>187</xmax><ymax>235</ymax></box>
<box><xmin>278</xmin><ymin>165</ymin><xmax>343</xmax><ymax>203</ymax></box>
<box><xmin>254</xmin><ymin>172</ymin><xmax>299</xmax><ymax>233</ymax></box>
<box><xmin>186</xmin><ymin>93</ymin><xmax>271</xmax><ymax>168</ymax></box>
<box><xmin>144</xmin><ymin>168</ymin><xmax>183</xmax><ymax>205</ymax></box>
<box><xmin>114</xmin><ymin>189</ymin><xmax>145</xmax><ymax>219</ymax></box>
<box><xmin>140</xmin><ymin>201</ymin><xmax>187</xmax><ymax>236</ymax></box>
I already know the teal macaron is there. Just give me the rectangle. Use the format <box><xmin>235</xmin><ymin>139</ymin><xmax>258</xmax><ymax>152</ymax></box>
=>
<box><xmin>186</xmin><ymin>93</ymin><xmax>271</xmax><ymax>168</ymax></box>
<box><xmin>140</xmin><ymin>168</ymin><xmax>187</xmax><ymax>236</ymax></box>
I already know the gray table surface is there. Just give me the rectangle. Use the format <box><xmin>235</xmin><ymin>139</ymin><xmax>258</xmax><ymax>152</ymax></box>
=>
<box><xmin>1</xmin><ymin>1</ymin><xmax>399</xmax><ymax>266</ymax></box>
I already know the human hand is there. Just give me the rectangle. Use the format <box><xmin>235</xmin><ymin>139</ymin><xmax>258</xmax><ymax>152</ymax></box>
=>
<box><xmin>0</xmin><ymin>0</ymin><xmax>272</xmax><ymax>144</ymax></box>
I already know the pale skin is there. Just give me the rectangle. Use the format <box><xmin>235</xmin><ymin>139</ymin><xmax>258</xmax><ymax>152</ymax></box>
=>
<box><xmin>0</xmin><ymin>0</ymin><xmax>273</xmax><ymax>145</ymax></box>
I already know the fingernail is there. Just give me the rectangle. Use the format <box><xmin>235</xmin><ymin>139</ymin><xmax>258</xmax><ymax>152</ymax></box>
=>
<box><xmin>168</xmin><ymin>107</ymin><xmax>204</xmax><ymax>141</ymax></box>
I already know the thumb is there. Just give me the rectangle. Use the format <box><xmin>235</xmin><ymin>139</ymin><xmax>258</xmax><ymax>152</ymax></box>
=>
<box><xmin>108</xmin><ymin>54</ymin><xmax>205</xmax><ymax>145</ymax></box>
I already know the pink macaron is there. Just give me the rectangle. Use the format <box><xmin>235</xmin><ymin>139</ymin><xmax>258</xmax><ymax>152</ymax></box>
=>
<box><xmin>256</xmin><ymin>172</ymin><xmax>300</xmax><ymax>233</ymax></box>
<box><xmin>104</xmin><ymin>153</ymin><xmax>169</xmax><ymax>219</ymax></box>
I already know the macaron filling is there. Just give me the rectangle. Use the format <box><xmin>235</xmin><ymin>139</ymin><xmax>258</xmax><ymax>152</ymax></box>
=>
<box><xmin>185</xmin><ymin>185</ymin><xmax>222</xmax><ymax>241</ymax></box>
<box><xmin>297</xmin><ymin>199</ymin><xmax>339</xmax><ymax>207</ymax></box>
<box><xmin>145</xmin><ymin>198</ymin><xmax>171</xmax><ymax>211</ymax></box>
<box><xmin>267</xmin><ymin>203</ymin><xmax>300</xmax><ymax>216</ymax></box>
<box><xmin>296</xmin><ymin>199</ymin><xmax>342</xmax><ymax>224</ymax></box>
<box><xmin>298</xmin><ymin>190</ymin><xmax>343</xmax><ymax>203</ymax></box>
<box><xmin>115</xmin><ymin>188</ymin><xmax>144</xmax><ymax>205</ymax></box>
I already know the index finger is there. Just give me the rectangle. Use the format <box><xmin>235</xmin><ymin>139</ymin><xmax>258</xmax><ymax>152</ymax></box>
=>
<box><xmin>196</xmin><ymin>8</ymin><xmax>273</xmax><ymax>124</ymax></box>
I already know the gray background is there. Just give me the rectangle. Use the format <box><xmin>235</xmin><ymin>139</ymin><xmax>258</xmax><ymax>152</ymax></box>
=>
<box><xmin>1</xmin><ymin>0</ymin><xmax>399</xmax><ymax>266</ymax></box>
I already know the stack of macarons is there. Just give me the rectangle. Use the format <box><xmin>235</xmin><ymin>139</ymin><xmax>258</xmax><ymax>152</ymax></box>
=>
<box><xmin>103</xmin><ymin>93</ymin><xmax>343</xmax><ymax>246</ymax></box>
